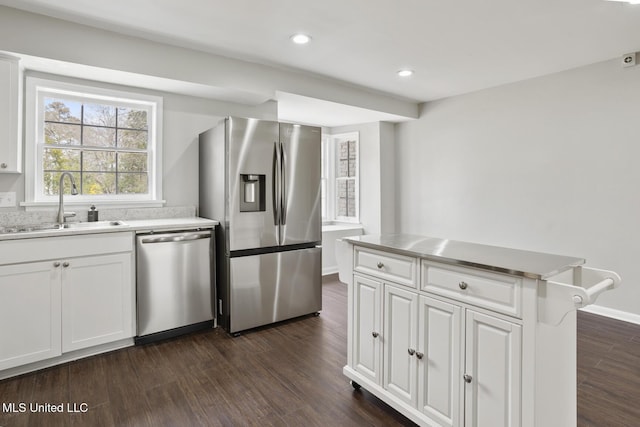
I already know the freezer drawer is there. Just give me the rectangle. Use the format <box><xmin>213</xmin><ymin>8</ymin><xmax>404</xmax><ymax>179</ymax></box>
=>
<box><xmin>228</xmin><ymin>247</ymin><xmax>321</xmax><ymax>333</ymax></box>
<box><xmin>136</xmin><ymin>230</ymin><xmax>214</xmax><ymax>339</ymax></box>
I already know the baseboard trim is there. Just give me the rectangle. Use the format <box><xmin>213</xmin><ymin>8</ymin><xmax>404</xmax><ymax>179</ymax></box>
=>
<box><xmin>323</xmin><ymin>266</ymin><xmax>338</xmax><ymax>276</ymax></box>
<box><xmin>580</xmin><ymin>305</ymin><xmax>640</xmax><ymax>326</ymax></box>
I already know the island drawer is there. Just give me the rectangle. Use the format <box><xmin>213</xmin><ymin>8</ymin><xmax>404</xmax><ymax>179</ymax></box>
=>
<box><xmin>354</xmin><ymin>246</ymin><xmax>418</xmax><ymax>288</ymax></box>
<box><xmin>421</xmin><ymin>261</ymin><xmax>522</xmax><ymax>317</ymax></box>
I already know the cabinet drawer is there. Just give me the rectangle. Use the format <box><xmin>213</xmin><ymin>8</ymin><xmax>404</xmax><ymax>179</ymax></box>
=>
<box><xmin>421</xmin><ymin>261</ymin><xmax>522</xmax><ymax>318</ymax></box>
<box><xmin>354</xmin><ymin>246</ymin><xmax>418</xmax><ymax>288</ymax></box>
<box><xmin>0</xmin><ymin>232</ymin><xmax>133</xmax><ymax>265</ymax></box>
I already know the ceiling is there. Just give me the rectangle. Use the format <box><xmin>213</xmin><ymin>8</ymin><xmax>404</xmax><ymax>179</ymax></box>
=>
<box><xmin>2</xmin><ymin>0</ymin><xmax>640</xmax><ymax>125</ymax></box>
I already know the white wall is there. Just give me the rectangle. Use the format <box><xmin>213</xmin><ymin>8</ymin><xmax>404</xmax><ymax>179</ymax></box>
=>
<box><xmin>321</xmin><ymin>122</ymin><xmax>394</xmax><ymax>276</ymax></box>
<box><xmin>330</xmin><ymin>122</ymin><xmax>395</xmax><ymax>235</ymax></box>
<box><xmin>379</xmin><ymin>122</ymin><xmax>396</xmax><ymax>234</ymax></box>
<box><xmin>0</xmin><ymin>6</ymin><xmax>417</xmax><ymax>119</ymax></box>
<box><xmin>0</xmin><ymin>5</ymin><xmax>415</xmax><ymax>214</ymax></box>
<box><xmin>395</xmin><ymin>58</ymin><xmax>640</xmax><ymax>319</ymax></box>
<box><xmin>160</xmin><ymin>94</ymin><xmax>276</xmax><ymax>207</ymax></box>
<box><xmin>0</xmin><ymin>71</ymin><xmax>277</xmax><ymax>211</ymax></box>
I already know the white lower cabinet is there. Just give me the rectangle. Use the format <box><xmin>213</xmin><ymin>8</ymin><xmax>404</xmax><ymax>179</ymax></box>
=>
<box><xmin>464</xmin><ymin>310</ymin><xmax>521</xmax><ymax>427</ymax></box>
<box><xmin>0</xmin><ymin>261</ymin><xmax>62</xmax><ymax>370</ymax></box>
<box><xmin>417</xmin><ymin>295</ymin><xmax>462</xmax><ymax>427</ymax></box>
<box><xmin>62</xmin><ymin>253</ymin><xmax>133</xmax><ymax>352</ymax></box>
<box><xmin>348</xmin><ymin>254</ymin><xmax>522</xmax><ymax>427</ymax></box>
<box><xmin>352</xmin><ymin>274</ymin><xmax>382</xmax><ymax>384</ymax></box>
<box><xmin>0</xmin><ymin>233</ymin><xmax>134</xmax><ymax>373</ymax></box>
<box><xmin>383</xmin><ymin>283</ymin><xmax>418</xmax><ymax>406</ymax></box>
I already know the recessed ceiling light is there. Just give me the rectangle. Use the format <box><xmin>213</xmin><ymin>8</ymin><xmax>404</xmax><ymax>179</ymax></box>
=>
<box><xmin>397</xmin><ymin>69</ymin><xmax>414</xmax><ymax>77</ymax></box>
<box><xmin>291</xmin><ymin>34</ymin><xmax>312</xmax><ymax>45</ymax></box>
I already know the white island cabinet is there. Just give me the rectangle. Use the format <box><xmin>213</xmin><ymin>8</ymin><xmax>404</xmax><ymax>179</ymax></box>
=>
<box><xmin>338</xmin><ymin>234</ymin><xmax>621</xmax><ymax>427</ymax></box>
<box><xmin>0</xmin><ymin>232</ymin><xmax>134</xmax><ymax>375</ymax></box>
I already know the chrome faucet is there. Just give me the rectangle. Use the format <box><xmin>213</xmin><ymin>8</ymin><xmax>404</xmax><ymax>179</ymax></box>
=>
<box><xmin>57</xmin><ymin>172</ymin><xmax>78</xmax><ymax>224</ymax></box>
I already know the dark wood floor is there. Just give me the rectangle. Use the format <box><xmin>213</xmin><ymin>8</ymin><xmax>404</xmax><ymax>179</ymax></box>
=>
<box><xmin>1</xmin><ymin>275</ymin><xmax>639</xmax><ymax>426</ymax></box>
<box><xmin>577</xmin><ymin>310</ymin><xmax>640</xmax><ymax>426</ymax></box>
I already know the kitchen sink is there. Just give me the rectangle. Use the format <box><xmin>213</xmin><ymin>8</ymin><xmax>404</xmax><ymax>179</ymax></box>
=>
<box><xmin>61</xmin><ymin>220</ymin><xmax>127</xmax><ymax>229</ymax></box>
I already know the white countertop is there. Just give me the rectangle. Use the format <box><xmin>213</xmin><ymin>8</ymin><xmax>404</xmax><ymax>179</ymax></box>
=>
<box><xmin>0</xmin><ymin>217</ymin><xmax>218</xmax><ymax>241</ymax></box>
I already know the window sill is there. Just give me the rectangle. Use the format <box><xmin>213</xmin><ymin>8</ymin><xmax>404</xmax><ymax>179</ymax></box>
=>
<box><xmin>322</xmin><ymin>222</ymin><xmax>364</xmax><ymax>233</ymax></box>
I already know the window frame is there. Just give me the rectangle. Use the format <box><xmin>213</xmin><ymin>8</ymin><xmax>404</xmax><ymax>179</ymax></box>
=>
<box><xmin>321</xmin><ymin>133</ymin><xmax>333</xmax><ymax>222</ymax></box>
<box><xmin>23</xmin><ymin>75</ymin><xmax>164</xmax><ymax>209</ymax></box>
<box><xmin>322</xmin><ymin>131</ymin><xmax>359</xmax><ymax>223</ymax></box>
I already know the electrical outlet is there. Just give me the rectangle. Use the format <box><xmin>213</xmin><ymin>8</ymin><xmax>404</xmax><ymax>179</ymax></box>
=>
<box><xmin>0</xmin><ymin>192</ymin><xmax>16</xmax><ymax>207</ymax></box>
<box><xmin>622</xmin><ymin>53</ymin><xmax>636</xmax><ymax>68</ymax></box>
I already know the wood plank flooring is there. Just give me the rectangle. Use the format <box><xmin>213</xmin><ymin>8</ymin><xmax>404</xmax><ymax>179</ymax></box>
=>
<box><xmin>1</xmin><ymin>275</ymin><xmax>639</xmax><ymax>426</ymax></box>
<box><xmin>577</xmin><ymin>311</ymin><xmax>640</xmax><ymax>426</ymax></box>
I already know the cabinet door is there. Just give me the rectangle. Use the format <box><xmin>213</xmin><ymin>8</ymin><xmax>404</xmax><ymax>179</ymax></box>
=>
<box><xmin>352</xmin><ymin>274</ymin><xmax>382</xmax><ymax>384</ymax></box>
<box><xmin>383</xmin><ymin>283</ymin><xmax>418</xmax><ymax>406</ymax></box>
<box><xmin>417</xmin><ymin>295</ymin><xmax>463</xmax><ymax>427</ymax></box>
<box><xmin>464</xmin><ymin>310</ymin><xmax>522</xmax><ymax>427</ymax></box>
<box><xmin>0</xmin><ymin>54</ymin><xmax>20</xmax><ymax>173</ymax></box>
<box><xmin>0</xmin><ymin>261</ymin><xmax>61</xmax><ymax>370</ymax></box>
<box><xmin>62</xmin><ymin>253</ymin><xmax>133</xmax><ymax>352</ymax></box>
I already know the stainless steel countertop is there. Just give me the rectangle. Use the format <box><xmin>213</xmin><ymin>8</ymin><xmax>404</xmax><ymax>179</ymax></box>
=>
<box><xmin>345</xmin><ymin>234</ymin><xmax>585</xmax><ymax>280</ymax></box>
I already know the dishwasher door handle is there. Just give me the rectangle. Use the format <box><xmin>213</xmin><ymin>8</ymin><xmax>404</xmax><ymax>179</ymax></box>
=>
<box><xmin>140</xmin><ymin>231</ymin><xmax>211</xmax><ymax>244</ymax></box>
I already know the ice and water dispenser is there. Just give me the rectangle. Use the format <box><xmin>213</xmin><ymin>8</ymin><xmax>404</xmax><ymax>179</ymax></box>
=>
<box><xmin>239</xmin><ymin>174</ymin><xmax>265</xmax><ymax>212</ymax></box>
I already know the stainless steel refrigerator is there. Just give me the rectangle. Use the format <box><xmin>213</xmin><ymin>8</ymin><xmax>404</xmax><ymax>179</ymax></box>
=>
<box><xmin>199</xmin><ymin>117</ymin><xmax>322</xmax><ymax>334</ymax></box>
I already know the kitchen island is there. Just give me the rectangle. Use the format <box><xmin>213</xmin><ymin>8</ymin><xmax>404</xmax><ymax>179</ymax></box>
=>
<box><xmin>337</xmin><ymin>234</ymin><xmax>621</xmax><ymax>427</ymax></box>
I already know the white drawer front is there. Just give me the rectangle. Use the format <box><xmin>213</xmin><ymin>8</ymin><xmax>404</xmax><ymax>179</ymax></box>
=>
<box><xmin>354</xmin><ymin>246</ymin><xmax>418</xmax><ymax>288</ymax></box>
<box><xmin>0</xmin><ymin>232</ymin><xmax>133</xmax><ymax>265</ymax></box>
<box><xmin>422</xmin><ymin>262</ymin><xmax>522</xmax><ymax>317</ymax></box>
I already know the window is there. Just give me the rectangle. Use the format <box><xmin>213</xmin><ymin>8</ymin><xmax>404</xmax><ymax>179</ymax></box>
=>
<box><xmin>24</xmin><ymin>76</ymin><xmax>163</xmax><ymax>207</ymax></box>
<box><xmin>321</xmin><ymin>132</ymin><xmax>359</xmax><ymax>223</ymax></box>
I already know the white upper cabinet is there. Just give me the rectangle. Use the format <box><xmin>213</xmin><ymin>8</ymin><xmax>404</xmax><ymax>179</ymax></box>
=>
<box><xmin>0</xmin><ymin>53</ymin><xmax>21</xmax><ymax>173</ymax></box>
<box><xmin>0</xmin><ymin>53</ymin><xmax>22</xmax><ymax>173</ymax></box>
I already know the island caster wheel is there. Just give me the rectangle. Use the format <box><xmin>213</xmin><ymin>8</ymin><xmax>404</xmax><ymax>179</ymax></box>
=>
<box><xmin>351</xmin><ymin>380</ymin><xmax>361</xmax><ymax>390</ymax></box>
<box><xmin>313</xmin><ymin>312</ymin><xmax>320</xmax><ymax>317</ymax></box>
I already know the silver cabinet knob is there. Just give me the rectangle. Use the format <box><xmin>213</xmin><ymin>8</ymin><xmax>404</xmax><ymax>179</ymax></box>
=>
<box><xmin>0</xmin><ymin>163</ymin><xmax>7</xmax><ymax>169</ymax></box>
<box><xmin>53</xmin><ymin>262</ymin><xmax>61</xmax><ymax>267</ymax></box>
<box><xmin>372</xmin><ymin>331</ymin><xmax>379</xmax><ymax>338</ymax></box>
<box><xmin>416</xmin><ymin>352</ymin><xmax>424</xmax><ymax>360</ymax></box>
<box><xmin>62</xmin><ymin>262</ymin><xmax>70</xmax><ymax>268</ymax></box>
<box><xmin>408</xmin><ymin>348</ymin><xmax>415</xmax><ymax>356</ymax></box>
<box><xmin>377</xmin><ymin>262</ymin><xmax>384</xmax><ymax>269</ymax></box>
<box><xmin>463</xmin><ymin>374</ymin><xmax>473</xmax><ymax>383</ymax></box>
<box><xmin>459</xmin><ymin>281</ymin><xmax>468</xmax><ymax>290</ymax></box>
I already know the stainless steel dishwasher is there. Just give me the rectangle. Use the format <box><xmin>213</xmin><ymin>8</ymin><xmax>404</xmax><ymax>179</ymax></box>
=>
<box><xmin>135</xmin><ymin>228</ymin><xmax>214</xmax><ymax>344</ymax></box>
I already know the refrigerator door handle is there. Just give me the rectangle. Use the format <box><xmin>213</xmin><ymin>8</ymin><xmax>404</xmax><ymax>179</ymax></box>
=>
<box><xmin>280</xmin><ymin>141</ymin><xmax>287</xmax><ymax>225</ymax></box>
<box><xmin>272</xmin><ymin>141</ymin><xmax>280</xmax><ymax>228</ymax></box>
